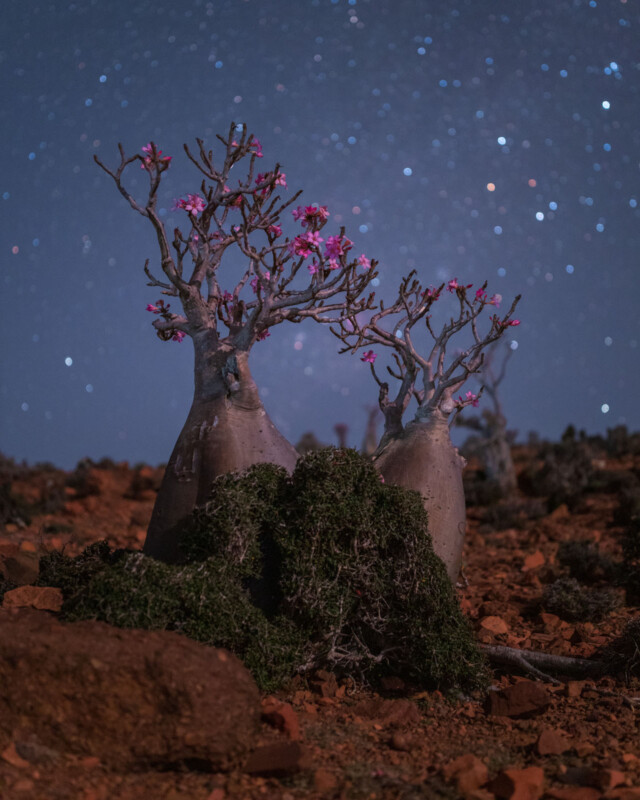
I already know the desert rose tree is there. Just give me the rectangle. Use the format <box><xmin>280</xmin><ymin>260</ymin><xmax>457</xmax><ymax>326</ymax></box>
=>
<box><xmin>456</xmin><ymin>341</ymin><xmax>518</xmax><ymax>495</ymax></box>
<box><xmin>95</xmin><ymin>123</ymin><xmax>378</xmax><ymax>562</ymax></box>
<box><xmin>333</xmin><ymin>274</ymin><xmax>520</xmax><ymax>581</ymax></box>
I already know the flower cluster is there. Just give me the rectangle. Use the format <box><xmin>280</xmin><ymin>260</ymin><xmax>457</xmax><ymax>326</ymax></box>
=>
<box><xmin>361</xmin><ymin>350</ymin><xmax>377</xmax><ymax>364</ymax></box>
<box><xmin>173</xmin><ymin>194</ymin><xmax>206</xmax><ymax>214</ymax></box>
<box><xmin>255</xmin><ymin>171</ymin><xmax>287</xmax><ymax>197</ymax></box>
<box><xmin>457</xmin><ymin>390</ymin><xmax>480</xmax><ymax>408</ymax></box>
<box><xmin>250</xmin><ymin>271</ymin><xmax>271</xmax><ymax>293</ymax></box>
<box><xmin>146</xmin><ymin>299</ymin><xmax>185</xmax><ymax>342</ymax></box>
<box><xmin>140</xmin><ymin>143</ymin><xmax>172</xmax><ymax>171</ymax></box>
<box><xmin>292</xmin><ymin>204</ymin><xmax>330</xmax><ymax>226</ymax></box>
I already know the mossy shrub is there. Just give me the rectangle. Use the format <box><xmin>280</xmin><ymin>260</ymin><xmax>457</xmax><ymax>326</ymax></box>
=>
<box><xmin>275</xmin><ymin>448</ymin><xmax>487</xmax><ymax>690</ymax></box>
<box><xmin>556</xmin><ymin>540</ymin><xmax>618</xmax><ymax>585</ymax></box>
<box><xmin>541</xmin><ymin>577</ymin><xmax>620</xmax><ymax>622</ymax></box>
<box><xmin>37</xmin><ymin>449</ymin><xmax>487</xmax><ymax>693</ymax></box>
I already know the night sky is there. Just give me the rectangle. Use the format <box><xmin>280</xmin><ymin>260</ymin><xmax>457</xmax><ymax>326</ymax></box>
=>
<box><xmin>2</xmin><ymin>0</ymin><xmax>639</xmax><ymax>470</ymax></box>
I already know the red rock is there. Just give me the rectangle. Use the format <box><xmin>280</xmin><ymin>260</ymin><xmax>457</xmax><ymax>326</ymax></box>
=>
<box><xmin>313</xmin><ymin>767</ymin><xmax>338</xmax><ymax>792</ymax></box>
<box><xmin>479</xmin><ymin>615</ymin><xmax>509</xmax><ymax>635</ymax></box>
<box><xmin>0</xmin><ymin>608</ymin><xmax>260</xmax><ymax>771</ymax></box>
<box><xmin>536</xmin><ymin>728</ymin><xmax>571</xmax><ymax>755</ymax></box>
<box><xmin>442</xmin><ymin>753</ymin><xmax>489</xmax><ymax>794</ymax></box>
<box><xmin>522</xmin><ymin>551</ymin><xmax>545</xmax><ymax>571</ymax></box>
<box><xmin>243</xmin><ymin>742</ymin><xmax>308</xmax><ymax>777</ymax></box>
<box><xmin>308</xmin><ymin>669</ymin><xmax>338</xmax><ymax>697</ymax></box>
<box><xmin>486</xmin><ymin>681</ymin><xmax>551</xmax><ymax>718</ymax></box>
<box><xmin>593</xmin><ymin>768</ymin><xmax>626</xmax><ymax>791</ymax></box>
<box><xmin>2</xmin><ymin>585</ymin><xmax>63</xmax><ymax>612</ymax></box>
<box><xmin>352</xmin><ymin>697</ymin><xmax>422</xmax><ymax>728</ymax></box>
<box><xmin>545</xmin><ymin>788</ymin><xmax>600</xmax><ymax>800</ymax></box>
<box><xmin>389</xmin><ymin>732</ymin><xmax>413</xmax><ymax>752</ymax></box>
<box><xmin>490</xmin><ymin>765</ymin><xmax>545</xmax><ymax>799</ymax></box>
<box><xmin>261</xmin><ymin>697</ymin><xmax>301</xmax><ymax>741</ymax></box>
<box><xmin>0</xmin><ymin>551</ymin><xmax>40</xmax><ymax>586</ymax></box>
<box><xmin>606</xmin><ymin>790</ymin><xmax>640</xmax><ymax>800</ymax></box>
<box><xmin>1</xmin><ymin>743</ymin><xmax>30</xmax><ymax>769</ymax></box>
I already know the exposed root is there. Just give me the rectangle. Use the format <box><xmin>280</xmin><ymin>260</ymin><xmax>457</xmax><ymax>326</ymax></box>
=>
<box><xmin>480</xmin><ymin>643</ymin><xmax>607</xmax><ymax>684</ymax></box>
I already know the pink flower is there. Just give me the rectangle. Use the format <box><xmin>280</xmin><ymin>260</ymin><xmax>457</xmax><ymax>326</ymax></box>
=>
<box><xmin>475</xmin><ymin>288</ymin><xmax>486</xmax><ymax>302</ymax></box>
<box><xmin>292</xmin><ymin>205</ymin><xmax>331</xmax><ymax>227</ymax></box>
<box><xmin>465</xmin><ymin>391</ymin><xmax>480</xmax><ymax>407</ymax></box>
<box><xmin>327</xmin><ymin>257</ymin><xmax>340</xmax><ymax>270</ymax></box>
<box><xmin>325</xmin><ymin>234</ymin><xmax>353</xmax><ymax>260</ymax></box>
<box><xmin>140</xmin><ymin>142</ymin><xmax>171</xmax><ymax>170</ymax></box>
<box><xmin>508</xmin><ymin>319</ymin><xmax>520</xmax><ymax>326</ymax></box>
<box><xmin>173</xmin><ymin>194</ymin><xmax>206</xmax><ymax>214</ymax></box>
<box><xmin>308</xmin><ymin>261</ymin><xmax>320</xmax><ymax>275</ymax></box>
<box><xmin>423</xmin><ymin>286</ymin><xmax>440</xmax><ymax>300</ymax></box>
<box><xmin>256</xmin><ymin>328</ymin><xmax>271</xmax><ymax>341</ymax></box>
<box><xmin>291</xmin><ymin>235</ymin><xmax>313</xmax><ymax>258</ymax></box>
<box><xmin>146</xmin><ymin>303</ymin><xmax>160</xmax><ymax>313</ymax></box>
<box><xmin>447</xmin><ymin>278</ymin><xmax>473</xmax><ymax>293</ymax></box>
<box><xmin>274</xmin><ymin>172</ymin><xmax>287</xmax><ymax>187</ymax></box>
<box><xmin>268</xmin><ymin>224</ymin><xmax>282</xmax><ymax>237</ymax></box>
<box><xmin>171</xmin><ymin>330</ymin><xmax>186</xmax><ymax>343</ymax></box>
<box><xmin>292</xmin><ymin>206</ymin><xmax>305</xmax><ymax>222</ymax></box>
<box><xmin>361</xmin><ymin>350</ymin><xmax>377</xmax><ymax>363</ymax></box>
<box><xmin>221</xmin><ymin>290</ymin><xmax>234</xmax><ymax>303</ymax></box>
<box><xmin>303</xmin><ymin>230</ymin><xmax>324</xmax><ymax>248</ymax></box>
<box><xmin>250</xmin><ymin>137</ymin><xmax>263</xmax><ymax>158</ymax></box>
<box><xmin>489</xmin><ymin>293</ymin><xmax>501</xmax><ymax>308</ymax></box>
<box><xmin>358</xmin><ymin>254</ymin><xmax>371</xmax><ymax>270</ymax></box>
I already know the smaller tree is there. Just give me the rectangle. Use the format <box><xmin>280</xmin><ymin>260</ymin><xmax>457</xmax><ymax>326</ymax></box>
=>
<box><xmin>333</xmin><ymin>274</ymin><xmax>520</xmax><ymax>581</ymax></box>
<box><xmin>95</xmin><ymin>123</ymin><xmax>378</xmax><ymax>562</ymax></box>
<box><xmin>456</xmin><ymin>341</ymin><xmax>518</xmax><ymax>495</ymax></box>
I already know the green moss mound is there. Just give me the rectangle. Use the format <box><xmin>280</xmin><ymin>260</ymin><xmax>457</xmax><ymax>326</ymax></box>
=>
<box><xmin>38</xmin><ymin>448</ymin><xmax>487</xmax><ymax>694</ymax></box>
<box><xmin>542</xmin><ymin>577</ymin><xmax>620</xmax><ymax>622</ymax></box>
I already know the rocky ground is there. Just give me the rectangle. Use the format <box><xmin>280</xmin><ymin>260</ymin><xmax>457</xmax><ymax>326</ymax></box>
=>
<box><xmin>0</xmin><ymin>436</ymin><xmax>639</xmax><ymax>800</ymax></box>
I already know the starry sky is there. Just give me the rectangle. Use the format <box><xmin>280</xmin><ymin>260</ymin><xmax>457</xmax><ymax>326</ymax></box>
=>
<box><xmin>2</xmin><ymin>0</ymin><xmax>639</xmax><ymax>470</ymax></box>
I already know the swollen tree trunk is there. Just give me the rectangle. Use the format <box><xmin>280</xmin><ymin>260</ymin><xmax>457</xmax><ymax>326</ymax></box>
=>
<box><xmin>373</xmin><ymin>411</ymin><xmax>466</xmax><ymax>582</ymax></box>
<box><xmin>144</xmin><ymin>331</ymin><xmax>298</xmax><ymax>562</ymax></box>
<box><xmin>483</xmin><ymin>413</ymin><xmax>518</xmax><ymax>494</ymax></box>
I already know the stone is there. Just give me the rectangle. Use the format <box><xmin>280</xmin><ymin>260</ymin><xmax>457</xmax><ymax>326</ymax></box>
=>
<box><xmin>261</xmin><ymin>697</ymin><xmax>301</xmax><ymax>740</ymax></box>
<box><xmin>313</xmin><ymin>767</ymin><xmax>338</xmax><ymax>792</ymax></box>
<box><xmin>545</xmin><ymin>788</ymin><xmax>600</xmax><ymax>800</ymax></box>
<box><xmin>352</xmin><ymin>697</ymin><xmax>422</xmax><ymax>728</ymax></box>
<box><xmin>243</xmin><ymin>742</ymin><xmax>308</xmax><ymax>777</ymax></box>
<box><xmin>535</xmin><ymin>728</ymin><xmax>571</xmax><ymax>755</ymax></box>
<box><xmin>442</xmin><ymin>753</ymin><xmax>489</xmax><ymax>794</ymax></box>
<box><xmin>2</xmin><ymin>585</ymin><xmax>63</xmax><ymax>612</ymax></box>
<box><xmin>522</xmin><ymin>551</ymin><xmax>545</xmax><ymax>571</ymax></box>
<box><xmin>308</xmin><ymin>669</ymin><xmax>338</xmax><ymax>697</ymax></box>
<box><xmin>486</xmin><ymin>681</ymin><xmax>551</xmax><ymax>718</ymax></box>
<box><xmin>479</xmin><ymin>615</ymin><xmax>509</xmax><ymax>635</ymax></box>
<box><xmin>0</xmin><ymin>608</ymin><xmax>260</xmax><ymax>771</ymax></box>
<box><xmin>0</xmin><ymin>551</ymin><xmax>40</xmax><ymax>586</ymax></box>
<box><xmin>490</xmin><ymin>766</ymin><xmax>545</xmax><ymax>799</ymax></box>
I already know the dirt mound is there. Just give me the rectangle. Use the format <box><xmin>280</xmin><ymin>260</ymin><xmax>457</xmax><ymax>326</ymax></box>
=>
<box><xmin>0</xmin><ymin>608</ymin><xmax>260</xmax><ymax>772</ymax></box>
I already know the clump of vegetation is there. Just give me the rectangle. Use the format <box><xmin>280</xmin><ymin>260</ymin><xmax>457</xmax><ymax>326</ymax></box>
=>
<box><xmin>541</xmin><ymin>577</ymin><xmax>620</xmax><ymax>622</ymax></box>
<box><xmin>518</xmin><ymin>430</ymin><xmax>595</xmax><ymax>512</ymax></box>
<box><xmin>596</xmin><ymin>618</ymin><xmax>640</xmax><ymax>680</ymax></box>
<box><xmin>65</xmin><ymin>458</ymin><xmax>102</xmax><ymax>499</ymax></box>
<box><xmin>37</xmin><ymin>448</ymin><xmax>487</xmax><ymax>694</ymax></box>
<box><xmin>556</xmin><ymin>540</ymin><xmax>618</xmax><ymax>585</ymax></box>
<box><xmin>614</xmin><ymin>483</ymin><xmax>640</xmax><ymax>527</ymax></box>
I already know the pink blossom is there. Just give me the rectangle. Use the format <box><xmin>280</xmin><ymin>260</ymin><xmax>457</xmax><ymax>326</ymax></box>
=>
<box><xmin>146</xmin><ymin>303</ymin><xmax>160</xmax><ymax>313</ymax></box>
<box><xmin>171</xmin><ymin>331</ymin><xmax>186</xmax><ymax>343</ymax></box>
<box><xmin>256</xmin><ymin>328</ymin><xmax>271</xmax><ymax>341</ymax></box>
<box><xmin>268</xmin><ymin>224</ymin><xmax>282</xmax><ymax>237</ymax></box>
<box><xmin>423</xmin><ymin>286</ymin><xmax>440</xmax><ymax>300</ymax></box>
<box><xmin>291</xmin><ymin>235</ymin><xmax>313</xmax><ymax>258</ymax></box>
<box><xmin>325</xmin><ymin>234</ymin><xmax>353</xmax><ymax>260</ymax></box>
<box><xmin>140</xmin><ymin>143</ymin><xmax>171</xmax><ymax>170</ymax></box>
<box><xmin>489</xmin><ymin>293</ymin><xmax>501</xmax><ymax>308</ymax></box>
<box><xmin>464</xmin><ymin>391</ymin><xmax>480</xmax><ymax>407</ymax></box>
<box><xmin>447</xmin><ymin>278</ymin><xmax>473</xmax><ymax>293</ymax></box>
<box><xmin>250</xmin><ymin>137</ymin><xmax>263</xmax><ymax>158</ymax></box>
<box><xmin>308</xmin><ymin>261</ymin><xmax>320</xmax><ymax>275</ymax></box>
<box><xmin>292</xmin><ymin>206</ymin><xmax>305</xmax><ymax>222</ymax></box>
<box><xmin>358</xmin><ymin>254</ymin><xmax>371</xmax><ymax>270</ymax></box>
<box><xmin>303</xmin><ymin>230</ymin><xmax>324</xmax><ymax>248</ymax></box>
<box><xmin>508</xmin><ymin>319</ymin><xmax>520</xmax><ymax>326</ymax></box>
<box><xmin>274</xmin><ymin>172</ymin><xmax>287</xmax><ymax>187</ymax></box>
<box><xmin>475</xmin><ymin>288</ymin><xmax>486</xmax><ymax>302</ymax></box>
<box><xmin>361</xmin><ymin>350</ymin><xmax>377</xmax><ymax>363</ymax></box>
<box><xmin>173</xmin><ymin>194</ymin><xmax>206</xmax><ymax>214</ymax></box>
<box><xmin>292</xmin><ymin>204</ymin><xmax>331</xmax><ymax>227</ymax></box>
<box><xmin>327</xmin><ymin>257</ymin><xmax>340</xmax><ymax>270</ymax></box>
<box><xmin>221</xmin><ymin>291</ymin><xmax>234</xmax><ymax>303</ymax></box>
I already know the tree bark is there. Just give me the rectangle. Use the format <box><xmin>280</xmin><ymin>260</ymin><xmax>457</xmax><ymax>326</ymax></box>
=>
<box><xmin>144</xmin><ymin>331</ymin><xmax>299</xmax><ymax>562</ymax></box>
<box><xmin>373</xmin><ymin>411</ymin><xmax>466</xmax><ymax>582</ymax></box>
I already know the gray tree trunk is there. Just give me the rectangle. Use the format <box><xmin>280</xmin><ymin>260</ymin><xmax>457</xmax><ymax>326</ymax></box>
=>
<box><xmin>144</xmin><ymin>331</ymin><xmax>298</xmax><ymax>562</ymax></box>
